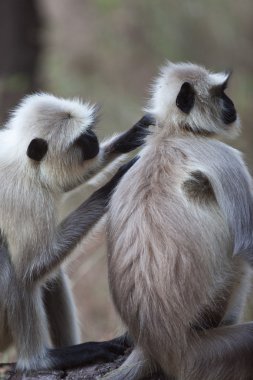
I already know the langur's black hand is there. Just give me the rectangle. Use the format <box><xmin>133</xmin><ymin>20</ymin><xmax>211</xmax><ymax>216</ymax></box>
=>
<box><xmin>97</xmin><ymin>156</ymin><xmax>140</xmax><ymax>205</ymax></box>
<box><xmin>113</xmin><ymin>113</ymin><xmax>155</xmax><ymax>153</ymax></box>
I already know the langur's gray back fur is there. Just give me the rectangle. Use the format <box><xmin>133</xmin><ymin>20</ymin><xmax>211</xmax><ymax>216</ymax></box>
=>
<box><xmin>105</xmin><ymin>62</ymin><xmax>253</xmax><ymax>380</ymax></box>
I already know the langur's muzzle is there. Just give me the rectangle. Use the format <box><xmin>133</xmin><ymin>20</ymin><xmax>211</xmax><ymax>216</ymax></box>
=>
<box><xmin>76</xmin><ymin>129</ymin><xmax>99</xmax><ymax>160</ymax></box>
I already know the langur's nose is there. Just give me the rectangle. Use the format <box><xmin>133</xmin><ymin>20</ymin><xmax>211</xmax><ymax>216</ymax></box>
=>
<box><xmin>76</xmin><ymin>129</ymin><xmax>99</xmax><ymax>160</ymax></box>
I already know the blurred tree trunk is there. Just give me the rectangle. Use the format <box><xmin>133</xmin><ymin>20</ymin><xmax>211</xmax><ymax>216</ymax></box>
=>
<box><xmin>0</xmin><ymin>0</ymin><xmax>42</xmax><ymax>125</ymax></box>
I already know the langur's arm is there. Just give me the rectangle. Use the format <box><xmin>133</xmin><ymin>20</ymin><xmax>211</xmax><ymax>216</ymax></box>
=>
<box><xmin>24</xmin><ymin>157</ymin><xmax>139</xmax><ymax>283</ymax></box>
<box><xmin>101</xmin><ymin>114</ymin><xmax>154</xmax><ymax>157</ymax></box>
<box><xmin>85</xmin><ymin>114</ymin><xmax>154</xmax><ymax>181</ymax></box>
<box><xmin>200</xmin><ymin>147</ymin><xmax>253</xmax><ymax>262</ymax></box>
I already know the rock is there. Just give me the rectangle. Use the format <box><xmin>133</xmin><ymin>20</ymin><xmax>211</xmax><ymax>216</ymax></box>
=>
<box><xmin>1</xmin><ymin>354</ymin><xmax>166</xmax><ymax>380</ymax></box>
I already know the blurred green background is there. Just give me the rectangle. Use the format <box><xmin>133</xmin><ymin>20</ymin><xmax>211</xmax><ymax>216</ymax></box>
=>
<box><xmin>0</xmin><ymin>0</ymin><xmax>252</xmax><ymax>362</ymax></box>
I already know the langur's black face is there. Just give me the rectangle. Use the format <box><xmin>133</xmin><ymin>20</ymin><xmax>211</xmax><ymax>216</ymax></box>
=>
<box><xmin>219</xmin><ymin>92</ymin><xmax>237</xmax><ymax>124</ymax></box>
<box><xmin>213</xmin><ymin>79</ymin><xmax>237</xmax><ymax>125</ymax></box>
<box><xmin>73</xmin><ymin>127</ymin><xmax>99</xmax><ymax>161</ymax></box>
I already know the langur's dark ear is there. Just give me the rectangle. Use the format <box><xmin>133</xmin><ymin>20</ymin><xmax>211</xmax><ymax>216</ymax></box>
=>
<box><xmin>27</xmin><ymin>138</ymin><xmax>48</xmax><ymax>161</ymax></box>
<box><xmin>176</xmin><ymin>82</ymin><xmax>195</xmax><ymax>114</ymax></box>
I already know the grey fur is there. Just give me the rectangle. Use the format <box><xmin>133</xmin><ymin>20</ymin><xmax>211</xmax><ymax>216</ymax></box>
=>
<box><xmin>44</xmin><ymin>269</ymin><xmax>80</xmax><ymax>348</ymax></box>
<box><xmin>0</xmin><ymin>94</ymin><xmax>150</xmax><ymax>371</ymax></box>
<box><xmin>106</xmin><ymin>63</ymin><xmax>253</xmax><ymax>380</ymax></box>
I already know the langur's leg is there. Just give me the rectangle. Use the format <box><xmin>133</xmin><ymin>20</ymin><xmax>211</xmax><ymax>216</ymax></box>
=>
<box><xmin>10</xmin><ymin>282</ymin><xmax>126</xmax><ymax>372</ymax></box>
<box><xmin>44</xmin><ymin>263</ymin><xmax>131</xmax><ymax>352</ymax></box>
<box><xmin>8</xmin><ymin>285</ymin><xmax>51</xmax><ymax>371</ymax></box>
<box><xmin>44</xmin><ymin>268</ymin><xmax>80</xmax><ymax>347</ymax></box>
<box><xmin>182</xmin><ymin>323</ymin><xmax>253</xmax><ymax>380</ymax></box>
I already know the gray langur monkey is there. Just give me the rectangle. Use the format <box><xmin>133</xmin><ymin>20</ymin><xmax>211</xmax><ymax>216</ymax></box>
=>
<box><xmin>105</xmin><ymin>62</ymin><xmax>253</xmax><ymax>380</ymax></box>
<box><xmin>0</xmin><ymin>93</ymin><xmax>153</xmax><ymax>372</ymax></box>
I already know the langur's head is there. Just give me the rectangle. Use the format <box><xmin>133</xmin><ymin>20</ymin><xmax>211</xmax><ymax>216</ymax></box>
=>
<box><xmin>5</xmin><ymin>93</ymin><xmax>100</xmax><ymax>192</ymax></box>
<box><xmin>146</xmin><ymin>61</ymin><xmax>240</xmax><ymax>137</ymax></box>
